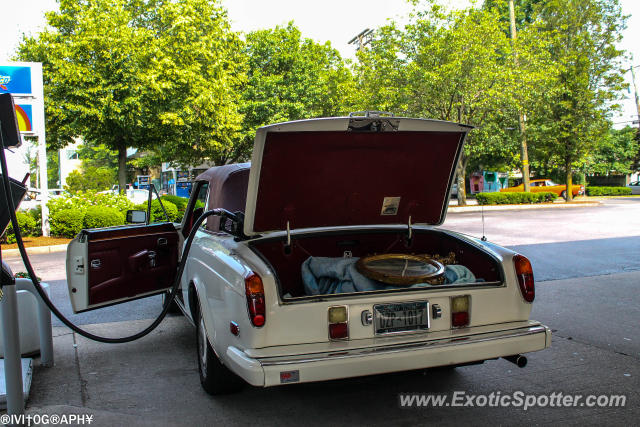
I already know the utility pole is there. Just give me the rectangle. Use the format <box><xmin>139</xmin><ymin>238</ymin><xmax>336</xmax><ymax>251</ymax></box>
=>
<box><xmin>509</xmin><ymin>0</ymin><xmax>531</xmax><ymax>192</ymax></box>
<box><xmin>630</xmin><ymin>60</ymin><xmax>640</xmax><ymax>128</ymax></box>
<box><xmin>348</xmin><ymin>29</ymin><xmax>374</xmax><ymax>51</ymax></box>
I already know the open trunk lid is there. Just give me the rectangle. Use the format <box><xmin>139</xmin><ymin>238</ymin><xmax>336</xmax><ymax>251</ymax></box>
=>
<box><xmin>244</xmin><ymin>115</ymin><xmax>472</xmax><ymax>237</ymax></box>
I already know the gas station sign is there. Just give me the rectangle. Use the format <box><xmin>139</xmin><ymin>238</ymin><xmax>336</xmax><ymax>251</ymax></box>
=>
<box><xmin>0</xmin><ymin>62</ymin><xmax>49</xmax><ymax>236</ymax></box>
<box><xmin>0</xmin><ymin>65</ymin><xmax>32</xmax><ymax>95</ymax></box>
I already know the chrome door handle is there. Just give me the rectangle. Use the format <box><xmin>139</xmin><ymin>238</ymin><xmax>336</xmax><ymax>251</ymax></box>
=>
<box><xmin>148</xmin><ymin>251</ymin><xmax>157</xmax><ymax>268</ymax></box>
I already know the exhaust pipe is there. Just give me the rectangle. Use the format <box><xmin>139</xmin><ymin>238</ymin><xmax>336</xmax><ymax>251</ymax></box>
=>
<box><xmin>503</xmin><ymin>354</ymin><xmax>527</xmax><ymax>368</ymax></box>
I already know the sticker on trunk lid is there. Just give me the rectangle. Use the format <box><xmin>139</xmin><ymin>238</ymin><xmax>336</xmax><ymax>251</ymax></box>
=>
<box><xmin>381</xmin><ymin>197</ymin><xmax>401</xmax><ymax>216</ymax></box>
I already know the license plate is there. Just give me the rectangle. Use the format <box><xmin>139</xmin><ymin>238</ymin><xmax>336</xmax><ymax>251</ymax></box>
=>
<box><xmin>374</xmin><ymin>301</ymin><xmax>429</xmax><ymax>334</ymax></box>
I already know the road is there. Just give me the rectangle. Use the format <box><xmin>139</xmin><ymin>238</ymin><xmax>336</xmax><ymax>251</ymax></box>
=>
<box><xmin>3</xmin><ymin>197</ymin><xmax>639</xmax><ymax>425</ymax></box>
<box><xmin>442</xmin><ymin>197</ymin><xmax>640</xmax><ymax>281</ymax></box>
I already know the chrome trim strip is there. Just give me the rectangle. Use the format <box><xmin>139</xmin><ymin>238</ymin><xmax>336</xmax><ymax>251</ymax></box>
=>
<box><xmin>257</xmin><ymin>325</ymin><xmax>547</xmax><ymax>366</ymax></box>
<box><xmin>280</xmin><ymin>281</ymin><xmax>504</xmax><ymax>304</ymax></box>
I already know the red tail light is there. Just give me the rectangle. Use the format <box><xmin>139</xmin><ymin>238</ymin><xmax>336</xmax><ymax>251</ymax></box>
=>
<box><xmin>514</xmin><ymin>254</ymin><xmax>535</xmax><ymax>302</ymax></box>
<box><xmin>245</xmin><ymin>273</ymin><xmax>266</xmax><ymax>327</ymax></box>
<box><xmin>451</xmin><ymin>311</ymin><xmax>469</xmax><ymax>327</ymax></box>
<box><xmin>451</xmin><ymin>296</ymin><xmax>470</xmax><ymax>328</ymax></box>
<box><xmin>328</xmin><ymin>306</ymin><xmax>349</xmax><ymax>340</ymax></box>
<box><xmin>329</xmin><ymin>322</ymin><xmax>348</xmax><ymax>340</ymax></box>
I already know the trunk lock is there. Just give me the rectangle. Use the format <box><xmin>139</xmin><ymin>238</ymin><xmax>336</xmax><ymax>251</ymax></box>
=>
<box><xmin>432</xmin><ymin>304</ymin><xmax>442</xmax><ymax>319</ymax></box>
<box><xmin>361</xmin><ymin>310</ymin><xmax>373</xmax><ymax>326</ymax></box>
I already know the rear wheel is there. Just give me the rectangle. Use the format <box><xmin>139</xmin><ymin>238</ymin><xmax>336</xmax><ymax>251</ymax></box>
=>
<box><xmin>560</xmin><ymin>190</ymin><xmax>567</xmax><ymax>200</ymax></box>
<box><xmin>196</xmin><ymin>305</ymin><xmax>244</xmax><ymax>395</ymax></box>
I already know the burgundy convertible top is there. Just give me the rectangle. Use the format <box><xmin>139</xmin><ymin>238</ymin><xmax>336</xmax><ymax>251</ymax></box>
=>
<box><xmin>197</xmin><ymin>163</ymin><xmax>250</xmax><ymax>231</ymax></box>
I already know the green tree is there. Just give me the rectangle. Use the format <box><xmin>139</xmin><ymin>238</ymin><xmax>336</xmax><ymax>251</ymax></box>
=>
<box><xmin>77</xmin><ymin>141</ymin><xmax>118</xmax><ymax>171</ymax></box>
<box><xmin>355</xmin><ymin>3</ymin><xmax>517</xmax><ymax>204</ymax></box>
<box><xmin>18</xmin><ymin>0</ymin><xmax>245</xmax><ymax>189</ymax></box>
<box><xmin>64</xmin><ymin>166</ymin><xmax>116</xmax><ymax>193</ymax></box>
<box><xmin>586</xmin><ymin>126</ymin><xmax>639</xmax><ymax>175</ymax></box>
<box><xmin>483</xmin><ymin>0</ymin><xmax>547</xmax><ymax>29</ymax></box>
<box><xmin>533</xmin><ymin>0</ymin><xmax>627</xmax><ymax>201</ymax></box>
<box><xmin>238</xmin><ymin>22</ymin><xmax>356</xmax><ymax>159</ymax></box>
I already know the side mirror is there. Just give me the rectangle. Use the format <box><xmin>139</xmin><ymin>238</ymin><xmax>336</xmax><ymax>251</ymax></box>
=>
<box><xmin>126</xmin><ymin>210</ymin><xmax>147</xmax><ymax>224</ymax></box>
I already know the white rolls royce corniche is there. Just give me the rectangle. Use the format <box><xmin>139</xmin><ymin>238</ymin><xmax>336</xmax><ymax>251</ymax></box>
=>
<box><xmin>66</xmin><ymin>113</ymin><xmax>550</xmax><ymax>395</ymax></box>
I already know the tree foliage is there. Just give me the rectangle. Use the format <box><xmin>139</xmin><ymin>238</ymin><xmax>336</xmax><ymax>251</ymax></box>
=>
<box><xmin>237</xmin><ymin>22</ymin><xmax>355</xmax><ymax>159</ymax></box>
<box><xmin>18</xmin><ymin>0</ymin><xmax>245</xmax><ymax>188</ymax></box>
<box><xmin>587</xmin><ymin>126</ymin><xmax>639</xmax><ymax>175</ymax></box>
<box><xmin>77</xmin><ymin>141</ymin><xmax>118</xmax><ymax>171</ymax></box>
<box><xmin>530</xmin><ymin>0</ymin><xmax>627</xmax><ymax>200</ymax></box>
<box><xmin>64</xmin><ymin>166</ymin><xmax>116</xmax><ymax>193</ymax></box>
<box><xmin>14</xmin><ymin>0</ymin><xmax>634</xmax><ymax>197</ymax></box>
<box><xmin>355</xmin><ymin>3</ymin><xmax>520</xmax><ymax>203</ymax></box>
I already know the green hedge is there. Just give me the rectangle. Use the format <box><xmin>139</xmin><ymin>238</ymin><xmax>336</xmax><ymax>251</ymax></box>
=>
<box><xmin>50</xmin><ymin>208</ymin><xmax>85</xmax><ymax>238</ymax></box>
<box><xmin>160</xmin><ymin>195</ymin><xmax>189</xmax><ymax>221</ymax></box>
<box><xmin>160</xmin><ymin>195</ymin><xmax>189</xmax><ymax>211</ymax></box>
<box><xmin>1</xmin><ymin>211</ymin><xmax>38</xmax><ymax>244</ymax></box>
<box><xmin>585</xmin><ymin>186</ymin><xmax>632</xmax><ymax>196</ymax></box>
<box><xmin>476</xmin><ymin>192</ymin><xmax>558</xmax><ymax>205</ymax></box>
<box><xmin>28</xmin><ymin>206</ymin><xmax>43</xmax><ymax>237</ymax></box>
<box><xmin>48</xmin><ymin>190</ymin><xmax>133</xmax><ymax>217</ymax></box>
<box><xmin>83</xmin><ymin>206</ymin><xmax>125</xmax><ymax>229</ymax></box>
<box><xmin>45</xmin><ymin>191</ymin><xmax>133</xmax><ymax>238</ymax></box>
<box><xmin>134</xmin><ymin>199</ymin><xmax>179</xmax><ymax>222</ymax></box>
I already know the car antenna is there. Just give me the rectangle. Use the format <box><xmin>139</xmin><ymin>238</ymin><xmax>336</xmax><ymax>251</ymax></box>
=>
<box><xmin>481</xmin><ymin>204</ymin><xmax>487</xmax><ymax>241</ymax></box>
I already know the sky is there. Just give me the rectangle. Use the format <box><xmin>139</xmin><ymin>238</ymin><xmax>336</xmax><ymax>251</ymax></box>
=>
<box><xmin>1</xmin><ymin>0</ymin><xmax>639</xmax><ymax>126</ymax></box>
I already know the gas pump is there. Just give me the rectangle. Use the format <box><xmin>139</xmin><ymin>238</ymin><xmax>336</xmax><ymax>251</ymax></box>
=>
<box><xmin>175</xmin><ymin>171</ymin><xmax>192</xmax><ymax>198</ymax></box>
<box><xmin>137</xmin><ymin>175</ymin><xmax>151</xmax><ymax>190</ymax></box>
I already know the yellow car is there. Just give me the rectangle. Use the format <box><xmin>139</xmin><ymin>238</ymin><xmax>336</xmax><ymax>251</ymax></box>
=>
<box><xmin>500</xmin><ymin>179</ymin><xmax>584</xmax><ymax>199</ymax></box>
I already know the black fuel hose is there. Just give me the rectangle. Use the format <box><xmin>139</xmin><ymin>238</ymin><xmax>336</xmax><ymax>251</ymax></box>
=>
<box><xmin>1</xmin><ymin>142</ymin><xmax>230</xmax><ymax>343</ymax></box>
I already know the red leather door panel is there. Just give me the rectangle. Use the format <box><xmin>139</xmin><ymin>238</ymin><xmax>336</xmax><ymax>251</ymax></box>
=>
<box><xmin>84</xmin><ymin>223</ymin><xmax>179</xmax><ymax>308</ymax></box>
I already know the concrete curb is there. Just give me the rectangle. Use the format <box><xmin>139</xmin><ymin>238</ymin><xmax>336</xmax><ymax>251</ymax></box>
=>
<box><xmin>1</xmin><ymin>244</ymin><xmax>68</xmax><ymax>257</ymax></box>
<box><xmin>447</xmin><ymin>201</ymin><xmax>602</xmax><ymax>213</ymax></box>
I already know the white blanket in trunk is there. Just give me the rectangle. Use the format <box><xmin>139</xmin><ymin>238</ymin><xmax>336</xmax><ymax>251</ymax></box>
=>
<box><xmin>302</xmin><ymin>256</ymin><xmax>476</xmax><ymax>295</ymax></box>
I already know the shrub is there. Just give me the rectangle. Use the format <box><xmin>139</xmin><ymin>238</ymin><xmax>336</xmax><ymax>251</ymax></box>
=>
<box><xmin>28</xmin><ymin>206</ymin><xmax>43</xmax><ymax>236</ymax></box>
<box><xmin>160</xmin><ymin>195</ymin><xmax>189</xmax><ymax>221</ymax></box>
<box><xmin>585</xmin><ymin>186</ymin><xmax>632</xmax><ymax>196</ymax></box>
<box><xmin>160</xmin><ymin>195</ymin><xmax>189</xmax><ymax>211</ymax></box>
<box><xmin>1</xmin><ymin>211</ymin><xmax>37</xmax><ymax>244</ymax></box>
<box><xmin>50</xmin><ymin>208</ymin><xmax>85</xmax><ymax>238</ymax></box>
<box><xmin>134</xmin><ymin>199</ymin><xmax>178</xmax><ymax>223</ymax></box>
<box><xmin>475</xmin><ymin>192</ymin><xmax>557</xmax><ymax>205</ymax></box>
<box><xmin>46</xmin><ymin>191</ymin><xmax>133</xmax><ymax>236</ymax></box>
<box><xmin>64</xmin><ymin>166</ymin><xmax>116</xmax><ymax>193</ymax></box>
<box><xmin>83</xmin><ymin>206</ymin><xmax>125</xmax><ymax>229</ymax></box>
<box><xmin>48</xmin><ymin>190</ymin><xmax>133</xmax><ymax>217</ymax></box>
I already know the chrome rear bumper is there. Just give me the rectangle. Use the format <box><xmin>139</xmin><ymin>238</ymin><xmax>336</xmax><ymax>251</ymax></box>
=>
<box><xmin>225</xmin><ymin>324</ymin><xmax>551</xmax><ymax>387</ymax></box>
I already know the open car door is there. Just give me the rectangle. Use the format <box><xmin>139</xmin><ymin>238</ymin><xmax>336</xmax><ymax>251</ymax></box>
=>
<box><xmin>66</xmin><ymin>222</ymin><xmax>179</xmax><ymax>313</ymax></box>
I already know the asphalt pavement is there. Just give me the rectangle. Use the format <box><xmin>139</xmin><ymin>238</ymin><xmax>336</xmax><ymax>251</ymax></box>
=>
<box><xmin>2</xmin><ymin>197</ymin><xmax>639</xmax><ymax>425</ymax></box>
